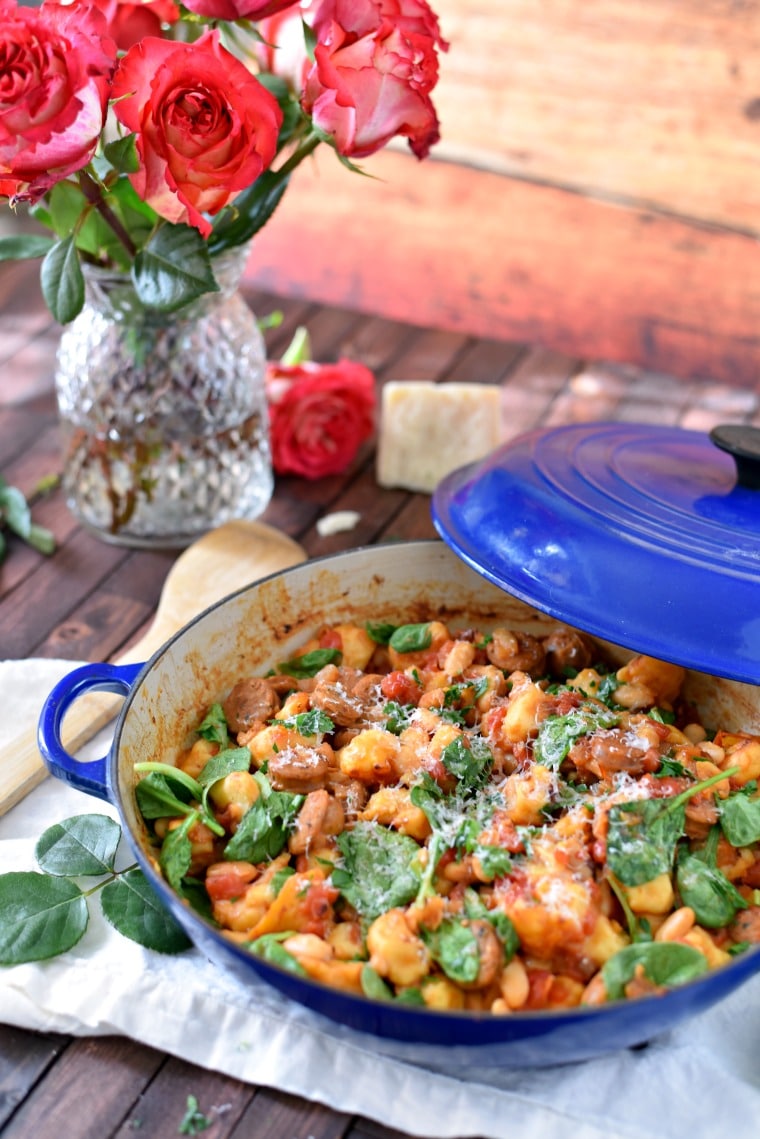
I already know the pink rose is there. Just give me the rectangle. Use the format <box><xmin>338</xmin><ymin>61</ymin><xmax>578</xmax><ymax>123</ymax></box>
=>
<box><xmin>256</xmin><ymin>8</ymin><xmax>310</xmax><ymax>90</ymax></box>
<box><xmin>90</xmin><ymin>0</ymin><xmax>179</xmax><ymax>51</ymax></box>
<box><xmin>182</xmin><ymin>0</ymin><xmax>299</xmax><ymax>20</ymax></box>
<box><xmin>266</xmin><ymin>358</ymin><xmax>377</xmax><ymax>479</ymax></box>
<box><xmin>0</xmin><ymin>0</ymin><xmax>116</xmax><ymax>204</ymax></box>
<box><xmin>111</xmin><ymin>30</ymin><xmax>282</xmax><ymax>236</ymax></box>
<box><xmin>301</xmin><ymin>0</ymin><xmax>447</xmax><ymax>160</ymax></box>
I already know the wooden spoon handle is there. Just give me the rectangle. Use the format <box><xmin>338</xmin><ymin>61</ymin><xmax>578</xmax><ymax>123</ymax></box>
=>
<box><xmin>0</xmin><ymin>520</ymin><xmax>306</xmax><ymax>817</ymax></box>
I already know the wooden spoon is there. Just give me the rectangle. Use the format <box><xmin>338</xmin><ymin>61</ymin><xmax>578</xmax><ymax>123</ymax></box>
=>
<box><xmin>0</xmin><ymin>519</ymin><xmax>306</xmax><ymax>817</ymax></box>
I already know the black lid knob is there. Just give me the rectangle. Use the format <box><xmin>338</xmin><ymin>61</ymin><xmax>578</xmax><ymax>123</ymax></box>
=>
<box><xmin>710</xmin><ymin>424</ymin><xmax>760</xmax><ymax>490</ymax></box>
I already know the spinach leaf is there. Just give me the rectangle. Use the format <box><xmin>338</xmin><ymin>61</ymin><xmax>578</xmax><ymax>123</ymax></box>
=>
<box><xmin>534</xmin><ymin>706</ymin><xmax>619</xmax><ymax>769</ymax></box>
<box><xmin>421</xmin><ymin>918</ymin><xmax>481</xmax><ymax>984</ymax></box>
<box><xmin>720</xmin><ymin>788</ymin><xmax>760</xmax><ymax>848</ymax></box>
<box><xmin>366</xmin><ymin>621</ymin><xmax>396</xmax><ymax>645</ymax></box>
<box><xmin>606</xmin><ymin>874</ymin><xmax>653</xmax><ymax>944</ymax></box>
<box><xmin>410</xmin><ymin>776</ymin><xmax>503</xmax><ymax>898</ymax></box>
<box><xmin>196</xmin><ymin>746</ymin><xmax>252</xmax><ymax>813</ymax></box>
<box><xmin>601</xmin><ymin>941</ymin><xmax>708</xmax><ymax>1001</ymax></box>
<box><xmin>463</xmin><ymin>888</ymin><xmax>519</xmax><ymax>960</ymax></box>
<box><xmin>388</xmin><ymin>623</ymin><xmax>432</xmax><ymax>654</ymax></box>
<box><xmin>607</xmin><ymin>797</ymin><xmax>687</xmax><ymax>887</ymax></box>
<box><xmin>383</xmin><ymin>701</ymin><xmax>417</xmax><ymax>735</ymax></box>
<box><xmin>35</xmin><ymin>814</ymin><xmax>121</xmax><ymax>877</ymax></box>
<box><xmin>159</xmin><ymin>812</ymin><xmax>197</xmax><ymax>893</ymax></box>
<box><xmin>361</xmin><ymin>964</ymin><xmax>395</xmax><ymax>1000</ymax></box>
<box><xmin>278</xmin><ymin>709</ymin><xmax>334</xmax><ymax>736</ymax></box>
<box><xmin>606</xmin><ymin>767</ymin><xmax>738</xmax><ymax>887</ymax></box>
<box><xmin>134</xmin><ymin>763</ymin><xmax>224</xmax><ymax>837</ymax></box>
<box><xmin>246</xmin><ymin>931</ymin><xmax>307</xmax><ymax>976</ymax></box>
<box><xmin>360</xmin><ymin>965</ymin><xmax>426</xmax><ymax>1005</ymax></box>
<box><xmin>676</xmin><ymin>828</ymin><xmax>748</xmax><ymax>929</ymax></box>
<box><xmin>440</xmin><ymin>735</ymin><xmax>492</xmax><ymax>793</ymax></box>
<box><xmin>195</xmin><ymin>702</ymin><xmax>229</xmax><ymax>748</ymax></box>
<box><xmin>471</xmin><ymin>843</ymin><xmax>512</xmax><ymax>881</ymax></box>
<box><xmin>277</xmin><ymin>648</ymin><xmax>341</xmax><ymax>677</ymax></box>
<box><xmin>333</xmin><ymin>822</ymin><xmax>420</xmax><ymax>920</ymax></box>
<box><xmin>223</xmin><ymin>781</ymin><xmax>303</xmax><ymax>864</ymax></box>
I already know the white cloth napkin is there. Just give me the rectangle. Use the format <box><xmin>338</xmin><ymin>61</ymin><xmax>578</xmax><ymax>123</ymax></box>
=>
<box><xmin>2</xmin><ymin>658</ymin><xmax>760</xmax><ymax>1139</ymax></box>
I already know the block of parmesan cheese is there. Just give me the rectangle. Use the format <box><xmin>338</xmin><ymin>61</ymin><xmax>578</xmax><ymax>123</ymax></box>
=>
<box><xmin>376</xmin><ymin>381</ymin><xmax>502</xmax><ymax>493</ymax></box>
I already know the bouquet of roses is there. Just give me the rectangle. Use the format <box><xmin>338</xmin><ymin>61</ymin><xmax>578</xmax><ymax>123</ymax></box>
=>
<box><xmin>0</xmin><ymin>0</ymin><xmax>447</xmax><ymax>324</ymax></box>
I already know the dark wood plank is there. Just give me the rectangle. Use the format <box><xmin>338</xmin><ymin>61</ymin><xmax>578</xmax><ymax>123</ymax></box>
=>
<box><xmin>227</xmin><ymin>1087</ymin><xmax>351</xmax><ymax>1139</ymax></box>
<box><xmin>0</xmin><ymin>1028</ymin><xmax>69</xmax><ymax>1130</ymax></box>
<box><xmin>0</xmin><ymin>526</ymin><xmax>131</xmax><ymax>658</ymax></box>
<box><xmin>0</xmin><ymin>1037</ymin><xmax>164</xmax><ymax>1139</ymax></box>
<box><xmin>110</xmin><ymin>1056</ymin><xmax>257</xmax><ymax>1139</ymax></box>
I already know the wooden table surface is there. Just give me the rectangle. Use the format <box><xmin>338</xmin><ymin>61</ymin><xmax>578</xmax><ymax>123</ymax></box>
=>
<box><xmin>1</xmin><ymin>256</ymin><xmax>759</xmax><ymax>1139</ymax></box>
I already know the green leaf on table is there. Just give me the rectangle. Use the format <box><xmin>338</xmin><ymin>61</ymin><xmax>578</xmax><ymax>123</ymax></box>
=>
<box><xmin>132</xmin><ymin>224</ymin><xmax>218</xmax><ymax>312</ymax></box>
<box><xmin>0</xmin><ymin>480</ymin><xmax>31</xmax><ymax>538</ymax></box>
<box><xmin>0</xmin><ymin>233</ymin><xmax>54</xmax><ymax>260</ymax></box>
<box><xmin>0</xmin><ymin>871</ymin><xmax>88</xmax><ymax>964</ymax></box>
<box><xmin>40</xmin><ymin>234</ymin><xmax>85</xmax><ymax>323</ymax></box>
<box><xmin>332</xmin><ymin>821</ymin><xmax>420</xmax><ymax>920</ymax></box>
<box><xmin>35</xmin><ymin>814</ymin><xmax>121</xmax><ymax>877</ymax></box>
<box><xmin>601</xmin><ymin>941</ymin><xmax>709</xmax><ymax>1002</ymax></box>
<box><xmin>100</xmin><ymin>867</ymin><xmax>192</xmax><ymax>953</ymax></box>
<box><xmin>178</xmin><ymin>1094</ymin><xmax>212</xmax><ymax>1135</ymax></box>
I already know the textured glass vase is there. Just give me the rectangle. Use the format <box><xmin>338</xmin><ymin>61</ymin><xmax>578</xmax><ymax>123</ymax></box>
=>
<box><xmin>54</xmin><ymin>244</ymin><xmax>273</xmax><ymax>548</ymax></box>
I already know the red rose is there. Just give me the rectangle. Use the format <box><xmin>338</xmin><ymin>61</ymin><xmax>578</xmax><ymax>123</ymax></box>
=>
<box><xmin>182</xmin><ymin>0</ymin><xmax>299</xmax><ymax>20</ymax></box>
<box><xmin>266</xmin><ymin>358</ymin><xmax>377</xmax><ymax>479</ymax></box>
<box><xmin>111</xmin><ymin>30</ymin><xmax>282</xmax><ymax>236</ymax></box>
<box><xmin>90</xmin><ymin>0</ymin><xmax>179</xmax><ymax>51</ymax></box>
<box><xmin>302</xmin><ymin>0</ymin><xmax>447</xmax><ymax>160</ymax></box>
<box><xmin>0</xmin><ymin>0</ymin><xmax>116</xmax><ymax>204</ymax></box>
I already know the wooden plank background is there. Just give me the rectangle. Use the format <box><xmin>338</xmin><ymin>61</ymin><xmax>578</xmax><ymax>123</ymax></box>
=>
<box><xmin>246</xmin><ymin>0</ymin><xmax>760</xmax><ymax>388</ymax></box>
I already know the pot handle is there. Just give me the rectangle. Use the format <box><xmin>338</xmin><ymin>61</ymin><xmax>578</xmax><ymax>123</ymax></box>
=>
<box><xmin>37</xmin><ymin>662</ymin><xmax>144</xmax><ymax>800</ymax></box>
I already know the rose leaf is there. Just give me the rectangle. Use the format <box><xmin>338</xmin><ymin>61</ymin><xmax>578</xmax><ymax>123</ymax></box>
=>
<box><xmin>100</xmin><ymin>868</ymin><xmax>191</xmax><ymax>954</ymax></box>
<box><xmin>35</xmin><ymin>814</ymin><xmax>122</xmax><ymax>877</ymax></box>
<box><xmin>40</xmin><ymin>235</ymin><xmax>85</xmax><ymax>323</ymax></box>
<box><xmin>0</xmin><ymin>872</ymin><xmax>88</xmax><ymax>964</ymax></box>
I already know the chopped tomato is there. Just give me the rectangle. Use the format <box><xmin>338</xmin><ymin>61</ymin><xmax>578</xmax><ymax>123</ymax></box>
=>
<box><xmin>380</xmin><ymin>670</ymin><xmax>422</xmax><ymax>705</ymax></box>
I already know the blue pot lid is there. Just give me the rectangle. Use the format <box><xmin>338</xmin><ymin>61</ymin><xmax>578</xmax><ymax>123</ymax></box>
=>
<box><xmin>431</xmin><ymin>422</ymin><xmax>760</xmax><ymax>684</ymax></box>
